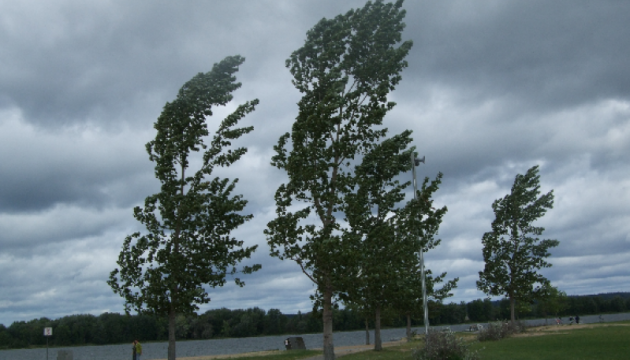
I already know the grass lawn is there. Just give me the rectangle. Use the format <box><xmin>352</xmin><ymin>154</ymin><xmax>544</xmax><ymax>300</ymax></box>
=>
<box><xmin>337</xmin><ymin>341</ymin><xmax>419</xmax><ymax>360</ymax></box>
<box><xmin>179</xmin><ymin>322</ymin><xmax>630</xmax><ymax>360</ymax></box>
<box><xmin>470</xmin><ymin>323</ymin><xmax>630</xmax><ymax>360</ymax></box>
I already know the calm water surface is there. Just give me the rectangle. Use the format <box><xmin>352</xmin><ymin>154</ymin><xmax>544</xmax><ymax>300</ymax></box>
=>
<box><xmin>3</xmin><ymin>313</ymin><xmax>629</xmax><ymax>360</ymax></box>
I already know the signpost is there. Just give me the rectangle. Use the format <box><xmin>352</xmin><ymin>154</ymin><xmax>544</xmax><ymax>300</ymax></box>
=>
<box><xmin>44</xmin><ymin>327</ymin><xmax>53</xmax><ymax>360</ymax></box>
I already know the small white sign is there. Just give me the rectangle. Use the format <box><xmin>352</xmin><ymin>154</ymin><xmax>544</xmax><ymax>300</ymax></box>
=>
<box><xmin>44</xmin><ymin>327</ymin><xmax>53</xmax><ymax>336</ymax></box>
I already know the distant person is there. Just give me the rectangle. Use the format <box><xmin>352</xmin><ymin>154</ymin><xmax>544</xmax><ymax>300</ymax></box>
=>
<box><xmin>134</xmin><ymin>340</ymin><xmax>143</xmax><ymax>360</ymax></box>
<box><xmin>132</xmin><ymin>340</ymin><xmax>136</xmax><ymax>360</ymax></box>
<box><xmin>575</xmin><ymin>315</ymin><xmax>580</xmax><ymax>324</ymax></box>
<box><xmin>569</xmin><ymin>316</ymin><xmax>574</xmax><ymax>325</ymax></box>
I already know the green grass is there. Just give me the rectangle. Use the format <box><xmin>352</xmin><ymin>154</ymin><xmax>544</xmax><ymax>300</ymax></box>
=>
<box><xmin>470</xmin><ymin>323</ymin><xmax>630</xmax><ymax>360</ymax></box>
<box><xmin>202</xmin><ymin>322</ymin><xmax>630</xmax><ymax>360</ymax></box>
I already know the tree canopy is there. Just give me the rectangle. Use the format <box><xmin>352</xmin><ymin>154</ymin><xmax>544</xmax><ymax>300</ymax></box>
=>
<box><xmin>265</xmin><ymin>1</ymin><xmax>412</xmax><ymax>358</ymax></box>
<box><xmin>108</xmin><ymin>55</ymin><xmax>260</xmax><ymax>360</ymax></box>
<box><xmin>477</xmin><ymin>165</ymin><xmax>558</xmax><ymax>322</ymax></box>
<box><xmin>342</xmin><ymin>141</ymin><xmax>457</xmax><ymax>349</ymax></box>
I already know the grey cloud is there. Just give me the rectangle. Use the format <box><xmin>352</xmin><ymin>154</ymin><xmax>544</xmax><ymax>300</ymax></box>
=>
<box><xmin>402</xmin><ymin>0</ymin><xmax>630</xmax><ymax>110</ymax></box>
<box><xmin>0</xmin><ymin>1</ymin><xmax>293</xmax><ymax>127</ymax></box>
<box><xmin>1</xmin><ymin>0</ymin><xmax>630</xmax><ymax>326</ymax></box>
<box><xmin>0</xmin><ymin>114</ymin><xmax>156</xmax><ymax>212</ymax></box>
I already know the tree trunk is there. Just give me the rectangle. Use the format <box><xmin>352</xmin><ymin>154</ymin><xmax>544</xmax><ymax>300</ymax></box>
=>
<box><xmin>323</xmin><ymin>287</ymin><xmax>335</xmax><ymax>360</ymax></box>
<box><xmin>168</xmin><ymin>309</ymin><xmax>176</xmax><ymax>360</ymax></box>
<box><xmin>374</xmin><ymin>306</ymin><xmax>382</xmax><ymax>351</ymax></box>
<box><xmin>365</xmin><ymin>317</ymin><xmax>370</xmax><ymax>345</ymax></box>
<box><xmin>510</xmin><ymin>296</ymin><xmax>516</xmax><ymax>323</ymax></box>
<box><xmin>406</xmin><ymin>313</ymin><xmax>411</xmax><ymax>342</ymax></box>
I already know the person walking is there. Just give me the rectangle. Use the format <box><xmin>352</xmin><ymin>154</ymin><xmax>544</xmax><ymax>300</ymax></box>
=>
<box><xmin>132</xmin><ymin>340</ymin><xmax>136</xmax><ymax>360</ymax></box>
<box><xmin>134</xmin><ymin>340</ymin><xmax>143</xmax><ymax>360</ymax></box>
<box><xmin>575</xmin><ymin>315</ymin><xmax>580</xmax><ymax>324</ymax></box>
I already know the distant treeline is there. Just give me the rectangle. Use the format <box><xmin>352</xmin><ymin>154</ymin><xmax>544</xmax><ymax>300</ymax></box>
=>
<box><xmin>2</xmin><ymin>292</ymin><xmax>629</xmax><ymax>349</ymax></box>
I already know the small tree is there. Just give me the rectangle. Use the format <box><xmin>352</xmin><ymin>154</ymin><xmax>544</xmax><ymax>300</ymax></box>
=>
<box><xmin>341</xmin><ymin>133</ymin><xmax>414</xmax><ymax>351</ymax></box>
<box><xmin>477</xmin><ymin>165</ymin><xmax>559</xmax><ymax>323</ymax></box>
<box><xmin>393</xmin><ymin>173</ymin><xmax>458</xmax><ymax>342</ymax></box>
<box><xmin>265</xmin><ymin>1</ymin><xmax>412</xmax><ymax>359</ymax></box>
<box><xmin>344</xmin><ymin>159</ymin><xmax>457</xmax><ymax>349</ymax></box>
<box><xmin>108</xmin><ymin>56</ymin><xmax>260</xmax><ymax>360</ymax></box>
<box><xmin>537</xmin><ymin>284</ymin><xmax>568</xmax><ymax>323</ymax></box>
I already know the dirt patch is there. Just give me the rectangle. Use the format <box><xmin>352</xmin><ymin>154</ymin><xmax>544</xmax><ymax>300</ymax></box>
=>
<box><xmin>155</xmin><ymin>340</ymin><xmax>407</xmax><ymax>360</ymax></box>
<box><xmin>152</xmin><ymin>350</ymin><xmax>282</xmax><ymax>360</ymax></box>
<box><xmin>311</xmin><ymin>339</ymin><xmax>407</xmax><ymax>354</ymax></box>
<box><xmin>510</xmin><ymin>323</ymin><xmax>630</xmax><ymax>337</ymax></box>
<box><xmin>512</xmin><ymin>332</ymin><xmax>553</xmax><ymax>338</ymax></box>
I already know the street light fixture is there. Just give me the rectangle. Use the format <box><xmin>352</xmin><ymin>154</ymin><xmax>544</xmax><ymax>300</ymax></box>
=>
<box><xmin>410</xmin><ymin>153</ymin><xmax>429</xmax><ymax>338</ymax></box>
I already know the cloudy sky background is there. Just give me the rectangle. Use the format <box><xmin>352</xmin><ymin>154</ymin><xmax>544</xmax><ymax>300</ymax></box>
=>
<box><xmin>1</xmin><ymin>0</ymin><xmax>629</xmax><ymax>326</ymax></box>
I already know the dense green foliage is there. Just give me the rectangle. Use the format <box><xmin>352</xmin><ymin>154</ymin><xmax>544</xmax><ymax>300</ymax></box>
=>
<box><xmin>477</xmin><ymin>165</ymin><xmax>559</xmax><ymax>322</ymax></box>
<box><xmin>342</xmin><ymin>135</ymin><xmax>456</xmax><ymax>350</ymax></box>
<box><xmin>2</xmin><ymin>293</ymin><xmax>628</xmax><ymax>349</ymax></box>
<box><xmin>266</xmin><ymin>1</ymin><xmax>413</xmax><ymax>358</ymax></box>
<box><xmin>107</xmin><ymin>55</ymin><xmax>260</xmax><ymax>360</ymax></box>
<box><xmin>465</xmin><ymin>293</ymin><xmax>630</xmax><ymax>323</ymax></box>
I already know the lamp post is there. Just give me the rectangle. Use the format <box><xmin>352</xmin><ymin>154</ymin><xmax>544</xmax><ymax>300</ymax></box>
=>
<box><xmin>411</xmin><ymin>153</ymin><xmax>429</xmax><ymax>338</ymax></box>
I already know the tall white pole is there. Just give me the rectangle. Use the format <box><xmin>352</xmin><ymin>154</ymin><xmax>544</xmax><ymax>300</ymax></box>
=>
<box><xmin>411</xmin><ymin>153</ymin><xmax>429</xmax><ymax>338</ymax></box>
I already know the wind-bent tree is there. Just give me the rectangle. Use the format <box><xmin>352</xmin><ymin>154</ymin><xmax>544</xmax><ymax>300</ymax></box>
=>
<box><xmin>341</xmin><ymin>133</ymin><xmax>413</xmax><ymax>351</ymax></box>
<box><xmin>342</xmin><ymin>137</ymin><xmax>456</xmax><ymax>350</ymax></box>
<box><xmin>477</xmin><ymin>165</ymin><xmax>558</xmax><ymax>323</ymax></box>
<box><xmin>265</xmin><ymin>1</ymin><xmax>412</xmax><ymax>358</ymax></box>
<box><xmin>388</xmin><ymin>173</ymin><xmax>457</xmax><ymax>342</ymax></box>
<box><xmin>108</xmin><ymin>56</ymin><xmax>260</xmax><ymax>360</ymax></box>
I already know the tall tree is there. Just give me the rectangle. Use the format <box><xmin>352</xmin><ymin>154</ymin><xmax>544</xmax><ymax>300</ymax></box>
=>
<box><xmin>265</xmin><ymin>1</ymin><xmax>412</xmax><ymax>358</ymax></box>
<box><xmin>108</xmin><ymin>55</ymin><xmax>260</xmax><ymax>360</ymax></box>
<box><xmin>477</xmin><ymin>165</ymin><xmax>558</xmax><ymax>323</ymax></box>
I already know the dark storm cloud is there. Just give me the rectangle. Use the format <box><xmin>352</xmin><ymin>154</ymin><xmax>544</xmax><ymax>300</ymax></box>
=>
<box><xmin>0</xmin><ymin>1</ymin><xmax>302</xmax><ymax>128</ymax></box>
<box><xmin>1</xmin><ymin>0</ymin><xmax>629</xmax><ymax>326</ymax></box>
<box><xmin>401</xmin><ymin>0</ymin><xmax>630</xmax><ymax>110</ymax></box>
<box><xmin>0</xmin><ymin>113</ymin><xmax>156</xmax><ymax>212</ymax></box>
<box><xmin>383</xmin><ymin>0</ymin><xmax>630</xmax><ymax>185</ymax></box>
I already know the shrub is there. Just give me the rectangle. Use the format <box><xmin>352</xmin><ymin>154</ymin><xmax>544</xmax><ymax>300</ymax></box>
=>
<box><xmin>413</xmin><ymin>329</ymin><xmax>480</xmax><ymax>360</ymax></box>
<box><xmin>477</xmin><ymin>320</ymin><xmax>526</xmax><ymax>342</ymax></box>
<box><xmin>410</xmin><ymin>329</ymin><xmax>419</xmax><ymax>341</ymax></box>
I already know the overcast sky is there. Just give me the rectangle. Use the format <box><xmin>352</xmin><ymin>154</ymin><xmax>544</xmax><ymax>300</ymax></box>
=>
<box><xmin>1</xmin><ymin>0</ymin><xmax>629</xmax><ymax>327</ymax></box>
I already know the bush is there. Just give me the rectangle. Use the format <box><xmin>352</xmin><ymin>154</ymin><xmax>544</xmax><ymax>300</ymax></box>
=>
<box><xmin>413</xmin><ymin>329</ymin><xmax>480</xmax><ymax>360</ymax></box>
<box><xmin>477</xmin><ymin>321</ymin><xmax>526</xmax><ymax>342</ymax></box>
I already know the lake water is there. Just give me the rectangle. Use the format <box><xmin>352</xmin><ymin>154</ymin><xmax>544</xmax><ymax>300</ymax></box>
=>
<box><xmin>3</xmin><ymin>312</ymin><xmax>629</xmax><ymax>360</ymax></box>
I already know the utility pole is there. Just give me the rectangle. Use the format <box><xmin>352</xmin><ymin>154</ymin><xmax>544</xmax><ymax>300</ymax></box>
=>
<box><xmin>411</xmin><ymin>153</ymin><xmax>429</xmax><ymax>339</ymax></box>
